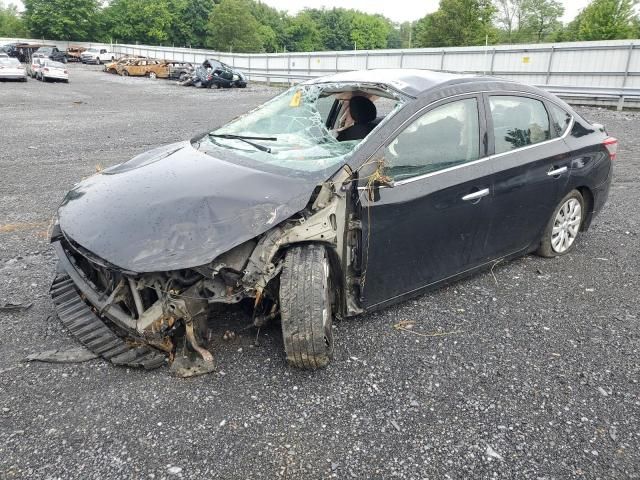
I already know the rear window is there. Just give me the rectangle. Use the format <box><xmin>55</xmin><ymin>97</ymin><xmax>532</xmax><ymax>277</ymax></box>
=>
<box><xmin>48</xmin><ymin>61</ymin><xmax>65</xmax><ymax>69</ymax></box>
<box><xmin>489</xmin><ymin>96</ymin><xmax>551</xmax><ymax>154</ymax></box>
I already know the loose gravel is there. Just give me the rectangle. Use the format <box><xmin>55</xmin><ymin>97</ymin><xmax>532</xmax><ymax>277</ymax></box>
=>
<box><xmin>0</xmin><ymin>64</ymin><xmax>638</xmax><ymax>479</ymax></box>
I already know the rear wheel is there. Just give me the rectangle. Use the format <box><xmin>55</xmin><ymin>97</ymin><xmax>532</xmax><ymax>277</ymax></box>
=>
<box><xmin>536</xmin><ymin>189</ymin><xmax>585</xmax><ymax>257</ymax></box>
<box><xmin>279</xmin><ymin>244</ymin><xmax>335</xmax><ymax>369</ymax></box>
<box><xmin>121</xmin><ymin>69</ymin><xmax>129</xmax><ymax>76</ymax></box>
<box><xmin>149</xmin><ymin>71</ymin><xmax>157</xmax><ymax>80</ymax></box>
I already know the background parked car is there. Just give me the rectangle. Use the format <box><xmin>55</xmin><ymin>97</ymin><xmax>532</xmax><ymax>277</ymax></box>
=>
<box><xmin>168</xmin><ymin>61</ymin><xmax>194</xmax><ymax>80</ymax></box>
<box><xmin>36</xmin><ymin>60</ymin><xmax>69</xmax><ymax>83</ymax></box>
<box><xmin>65</xmin><ymin>46</ymin><xmax>86</xmax><ymax>62</ymax></box>
<box><xmin>1</xmin><ymin>43</ymin><xmax>46</xmax><ymax>63</ymax></box>
<box><xmin>118</xmin><ymin>58</ymin><xmax>167</xmax><ymax>78</ymax></box>
<box><xmin>0</xmin><ymin>57</ymin><xmax>27</xmax><ymax>81</ymax></box>
<box><xmin>104</xmin><ymin>56</ymin><xmax>143</xmax><ymax>74</ymax></box>
<box><xmin>191</xmin><ymin>58</ymin><xmax>247</xmax><ymax>88</ymax></box>
<box><xmin>81</xmin><ymin>47</ymin><xmax>115</xmax><ymax>65</ymax></box>
<box><xmin>34</xmin><ymin>46</ymin><xmax>68</xmax><ymax>64</ymax></box>
<box><xmin>26</xmin><ymin>53</ymin><xmax>46</xmax><ymax>78</ymax></box>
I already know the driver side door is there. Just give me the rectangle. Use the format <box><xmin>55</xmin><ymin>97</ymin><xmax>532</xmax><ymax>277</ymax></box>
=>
<box><xmin>358</xmin><ymin>95</ymin><xmax>496</xmax><ymax>309</ymax></box>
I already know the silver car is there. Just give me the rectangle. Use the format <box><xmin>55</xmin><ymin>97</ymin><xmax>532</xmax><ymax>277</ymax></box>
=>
<box><xmin>37</xmin><ymin>60</ymin><xmax>69</xmax><ymax>83</ymax></box>
<box><xmin>0</xmin><ymin>57</ymin><xmax>27</xmax><ymax>81</ymax></box>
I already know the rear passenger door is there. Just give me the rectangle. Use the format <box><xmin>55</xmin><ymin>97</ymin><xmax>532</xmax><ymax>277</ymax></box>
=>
<box><xmin>485</xmin><ymin>93</ymin><xmax>571</xmax><ymax>257</ymax></box>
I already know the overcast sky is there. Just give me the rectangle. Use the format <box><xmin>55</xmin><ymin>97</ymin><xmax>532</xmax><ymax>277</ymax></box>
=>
<box><xmin>6</xmin><ymin>0</ymin><xmax>592</xmax><ymax>24</ymax></box>
<box><xmin>259</xmin><ymin>0</ymin><xmax>592</xmax><ymax>23</ymax></box>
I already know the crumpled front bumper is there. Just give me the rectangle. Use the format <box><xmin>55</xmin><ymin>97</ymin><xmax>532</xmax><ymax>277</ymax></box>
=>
<box><xmin>50</xmin><ymin>241</ymin><xmax>166</xmax><ymax>369</ymax></box>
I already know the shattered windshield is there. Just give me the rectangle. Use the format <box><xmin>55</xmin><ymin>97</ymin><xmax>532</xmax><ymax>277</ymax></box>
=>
<box><xmin>200</xmin><ymin>84</ymin><xmax>404</xmax><ymax>173</ymax></box>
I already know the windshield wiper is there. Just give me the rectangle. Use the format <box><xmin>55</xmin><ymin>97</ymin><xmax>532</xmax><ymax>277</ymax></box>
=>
<box><xmin>209</xmin><ymin>133</ymin><xmax>277</xmax><ymax>153</ymax></box>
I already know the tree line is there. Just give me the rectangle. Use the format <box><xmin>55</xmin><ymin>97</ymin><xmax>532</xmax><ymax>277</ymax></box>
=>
<box><xmin>0</xmin><ymin>0</ymin><xmax>638</xmax><ymax>52</ymax></box>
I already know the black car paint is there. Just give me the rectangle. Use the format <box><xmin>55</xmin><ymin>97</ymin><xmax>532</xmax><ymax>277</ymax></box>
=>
<box><xmin>35</xmin><ymin>47</ymin><xmax>67</xmax><ymax>63</ymax></box>
<box><xmin>55</xmin><ymin>71</ymin><xmax>612</xmax><ymax>313</ymax></box>
<box><xmin>195</xmin><ymin>59</ymin><xmax>246</xmax><ymax>88</ymax></box>
<box><xmin>57</xmin><ymin>141</ymin><xmax>331</xmax><ymax>273</ymax></box>
<box><xmin>349</xmin><ymin>79</ymin><xmax>611</xmax><ymax>310</ymax></box>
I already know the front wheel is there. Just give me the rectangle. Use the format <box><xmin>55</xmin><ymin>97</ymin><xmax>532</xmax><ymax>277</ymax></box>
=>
<box><xmin>536</xmin><ymin>189</ymin><xmax>585</xmax><ymax>257</ymax></box>
<box><xmin>149</xmin><ymin>72</ymin><xmax>157</xmax><ymax>80</ymax></box>
<box><xmin>96</xmin><ymin>57</ymin><xmax>101</xmax><ymax>65</ymax></box>
<box><xmin>279</xmin><ymin>244</ymin><xmax>335</xmax><ymax>369</ymax></box>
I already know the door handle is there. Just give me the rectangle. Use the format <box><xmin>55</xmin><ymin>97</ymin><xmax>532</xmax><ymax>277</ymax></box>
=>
<box><xmin>547</xmin><ymin>166</ymin><xmax>568</xmax><ymax>177</ymax></box>
<box><xmin>462</xmin><ymin>188</ymin><xmax>490</xmax><ymax>202</ymax></box>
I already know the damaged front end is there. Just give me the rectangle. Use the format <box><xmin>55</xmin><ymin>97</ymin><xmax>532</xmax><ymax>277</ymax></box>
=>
<box><xmin>49</xmin><ymin>79</ymin><xmax>406</xmax><ymax>375</ymax></box>
<box><xmin>50</xmin><ymin>167</ymin><xmax>352</xmax><ymax>377</ymax></box>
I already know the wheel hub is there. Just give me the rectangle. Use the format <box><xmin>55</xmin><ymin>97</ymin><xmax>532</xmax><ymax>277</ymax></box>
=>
<box><xmin>551</xmin><ymin>198</ymin><xmax>582</xmax><ymax>253</ymax></box>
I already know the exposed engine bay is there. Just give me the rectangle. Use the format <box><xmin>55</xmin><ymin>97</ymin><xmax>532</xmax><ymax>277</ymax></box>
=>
<box><xmin>50</xmin><ymin>166</ymin><xmax>363</xmax><ymax>376</ymax></box>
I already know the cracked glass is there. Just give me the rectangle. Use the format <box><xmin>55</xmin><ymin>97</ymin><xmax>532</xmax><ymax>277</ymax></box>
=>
<box><xmin>204</xmin><ymin>84</ymin><xmax>404</xmax><ymax>173</ymax></box>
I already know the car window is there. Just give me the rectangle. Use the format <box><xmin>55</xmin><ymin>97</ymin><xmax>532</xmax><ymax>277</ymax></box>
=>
<box><xmin>489</xmin><ymin>96</ymin><xmax>551</xmax><ymax>154</ymax></box>
<box><xmin>315</xmin><ymin>96</ymin><xmax>335</xmax><ymax>126</ymax></box>
<box><xmin>547</xmin><ymin>103</ymin><xmax>572</xmax><ymax>138</ymax></box>
<box><xmin>385</xmin><ymin>98</ymin><xmax>480</xmax><ymax>180</ymax></box>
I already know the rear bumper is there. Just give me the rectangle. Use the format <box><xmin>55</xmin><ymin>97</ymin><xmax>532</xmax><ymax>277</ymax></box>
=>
<box><xmin>43</xmin><ymin>72</ymin><xmax>68</xmax><ymax>80</ymax></box>
<box><xmin>0</xmin><ymin>72</ymin><xmax>26</xmax><ymax>80</ymax></box>
<box><xmin>593</xmin><ymin>163</ymin><xmax>612</xmax><ymax>215</ymax></box>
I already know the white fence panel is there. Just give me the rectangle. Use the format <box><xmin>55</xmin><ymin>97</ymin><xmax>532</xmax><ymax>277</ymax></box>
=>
<box><xmin>3</xmin><ymin>36</ymin><xmax>639</xmax><ymax>106</ymax></box>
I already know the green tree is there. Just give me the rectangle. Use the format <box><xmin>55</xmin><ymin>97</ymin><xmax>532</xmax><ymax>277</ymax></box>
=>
<box><xmin>251</xmin><ymin>0</ymin><xmax>287</xmax><ymax>50</ymax></box>
<box><xmin>306</xmin><ymin>8</ymin><xmax>355</xmax><ymax>51</ymax></box>
<box><xmin>101</xmin><ymin>0</ymin><xmax>175</xmax><ymax>44</ymax></box>
<box><xmin>180</xmin><ymin>0</ymin><xmax>216</xmax><ymax>47</ymax></box>
<box><xmin>284</xmin><ymin>12</ymin><xmax>322</xmax><ymax>52</ymax></box>
<box><xmin>350</xmin><ymin>13</ymin><xmax>391</xmax><ymax>49</ymax></box>
<box><xmin>206</xmin><ymin>0</ymin><xmax>263</xmax><ymax>52</ymax></box>
<box><xmin>0</xmin><ymin>1</ymin><xmax>27</xmax><ymax>37</ymax></box>
<box><xmin>494</xmin><ymin>0</ymin><xmax>527</xmax><ymax>41</ymax></box>
<box><xmin>576</xmin><ymin>0</ymin><xmax>638</xmax><ymax>40</ymax></box>
<box><xmin>23</xmin><ymin>0</ymin><xmax>99</xmax><ymax>40</ymax></box>
<box><xmin>519</xmin><ymin>0</ymin><xmax>563</xmax><ymax>42</ymax></box>
<box><xmin>414</xmin><ymin>0</ymin><xmax>497</xmax><ymax>47</ymax></box>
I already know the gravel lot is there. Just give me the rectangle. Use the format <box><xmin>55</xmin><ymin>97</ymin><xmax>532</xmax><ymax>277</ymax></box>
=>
<box><xmin>1</xmin><ymin>64</ymin><xmax>638</xmax><ymax>479</ymax></box>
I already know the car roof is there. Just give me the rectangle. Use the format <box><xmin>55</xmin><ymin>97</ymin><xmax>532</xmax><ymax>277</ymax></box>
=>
<box><xmin>305</xmin><ymin>68</ymin><xmax>561</xmax><ymax>102</ymax></box>
<box><xmin>305</xmin><ymin>69</ymin><xmax>470</xmax><ymax>96</ymax></box>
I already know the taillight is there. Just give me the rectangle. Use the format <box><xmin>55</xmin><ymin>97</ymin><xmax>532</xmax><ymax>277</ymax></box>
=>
<box><xmin>44</xmin><ymin>67</ymin><xmax>49</xmax><ymax>72</ymax></box>
<box><xmin>603</xmin><ymin>137</ymin><xmax>618</xmax><ymax>160</ymax></box>
<box><xmin>64</xmin><ymin>70</ymin><xmax>68</xmax><ymax>74</ymax></box>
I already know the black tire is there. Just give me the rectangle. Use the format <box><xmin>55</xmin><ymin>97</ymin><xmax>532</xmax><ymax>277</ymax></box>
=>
<box><xmin>536</xmin><ymin>189</ymin><xmax>585</xmax><ymax>258</ymax></box>
<box><xmin>279</xmin><ymin>244</ymin><xmax>334</xmax><ymax>369</ymax></box>
<box><xmin>96</xmin><ymin>57</ymin><xmax>101</xmax><ymax>65</ymax></box>
<box><xmin>121</xmin><ymin>69</ymin><xmax>129</xmax><ymax>76</ymax></box>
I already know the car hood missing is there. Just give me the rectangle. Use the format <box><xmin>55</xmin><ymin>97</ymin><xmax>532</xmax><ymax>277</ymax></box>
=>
<box><xmin>57</xmin><ymin>141</ymin><xmax>322</xmax><ymax>272</ymax></box>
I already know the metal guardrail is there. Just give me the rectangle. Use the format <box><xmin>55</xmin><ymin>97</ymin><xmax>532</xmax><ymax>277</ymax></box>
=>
<box><xmin>237</xmin><ymin>69</ymin><xmax>640</xmax><ymax>110</ymax></box>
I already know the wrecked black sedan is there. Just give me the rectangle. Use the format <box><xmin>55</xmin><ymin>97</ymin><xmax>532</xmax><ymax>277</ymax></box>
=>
<box><xmin>50</xmin><ymin>69</ymin><xmax>615</xmax><ymax>376</ymax></box>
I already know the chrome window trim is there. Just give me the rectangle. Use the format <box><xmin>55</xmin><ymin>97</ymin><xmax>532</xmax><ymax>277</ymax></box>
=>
<box><xmin>357</xmin><ymin>90</ymin><xmax>574</xmax><ymax>189</ymax></box>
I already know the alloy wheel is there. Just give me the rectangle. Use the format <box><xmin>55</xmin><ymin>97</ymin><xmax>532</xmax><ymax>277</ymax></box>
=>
<box><xmin>551</xmin><ymin>198</ymin><xmax>582</xmax><ymax>253</ymax></box>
